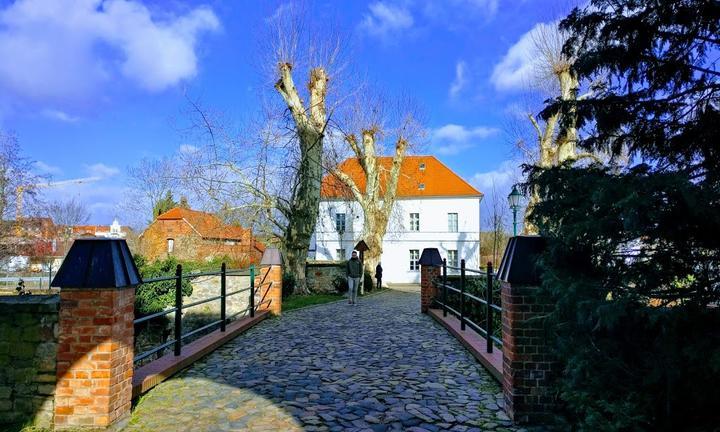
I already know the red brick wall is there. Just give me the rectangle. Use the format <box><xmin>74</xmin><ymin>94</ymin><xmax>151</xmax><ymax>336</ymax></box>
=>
<box><xmin>420</xmin><ymin>265</ymin><xmax>440</xmax><ymax>312</ymax></box>
<box><xmin>255</xmin><ymin>265</ymin><xmax>282</xmax><ymax>315</ymax></box>
<box><xmin>501</xmin><ymin>281</ymin><xmax>556</xmax><ymax>424</ymax></box>
<box><xmin>55</xmin><ymin>288</ymin><xmax>134</xmax><ymax>429</ymax></box>
<box><xmin>139</xmin><ymin>219</ymin><xmax>262</xmax><ymax>265</ymax></box>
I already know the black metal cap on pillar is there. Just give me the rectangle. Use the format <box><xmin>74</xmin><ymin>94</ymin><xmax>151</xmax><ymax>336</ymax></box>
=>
<box><xmin>496</xmin><ymin>235</ymin><xmax>546</xmax><ymax>285</ymax></box>
<box><xmin>418</xmin><ymin>248</ymin><xmax>443</xmax><ymax>266</ymax></box>
<box><xmin>51</xmin><ymin>238</ymin><xmax>141</xmax><ymax>289</ymax></box>
<box><xmin>260</xmin><ymin>248</ymin><xmax>283</xmax><ymax>266</ymax></box>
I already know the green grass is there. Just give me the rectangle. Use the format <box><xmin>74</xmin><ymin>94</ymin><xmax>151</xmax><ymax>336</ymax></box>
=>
<box><xmin>282</xmin><ymin>293</ymin><xmax>345</xmax><ymax>311</ymax></box>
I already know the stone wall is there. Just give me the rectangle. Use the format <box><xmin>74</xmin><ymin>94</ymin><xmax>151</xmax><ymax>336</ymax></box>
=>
<box><xmin>306</xmin><ymin>261</ymin><xmax>345</xmax><ymax>293</ymax></box>
<box><xmin>0</xmin><ymin>295</ymin><xmax>59</xmax><ymax>428</ymax></box>
<box><xmin>188</xmin><ymin>275</ymin><xmax>252</xmax><ymax>318</ymax></box>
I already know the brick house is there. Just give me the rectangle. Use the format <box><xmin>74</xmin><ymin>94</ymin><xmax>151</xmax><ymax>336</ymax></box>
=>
<box><xmin>138</xmin><ymin>207</ymin><xmax>264</xmax><ymax>265</ymax></box>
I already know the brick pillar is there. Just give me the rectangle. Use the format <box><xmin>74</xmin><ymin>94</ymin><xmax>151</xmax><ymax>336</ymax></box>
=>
<box><xmin>256</xmin><ymin>265</ymin><xmax>282</xmax><ymax>315</ymax></box>
<box><xmin>419</xmin><ymin>248</ymin><xmax>442</xmax><ymax>313</ymax></box>
<box><xmin>499</xmin><ymin>236</ymin><xmax>556</xmax><ymax>424</ymax></box>
<box><xmin>256</xmin><ymin>248</ymin><xmax>283</xmax><ymax>315</ymax></box>
<box><xmin>50</xmin><ymin>238</ymin><xmax>140</xmax><ymax>430</ymax></box>
<box><xmin>55</xmin><ymin>288</ymin><xmax>134</xmax><ymax>429</ymax></box>
<box><xmin>420</xmin><ymin>265</ymin><xmax>440</xmax><ymax>313</ymax></box>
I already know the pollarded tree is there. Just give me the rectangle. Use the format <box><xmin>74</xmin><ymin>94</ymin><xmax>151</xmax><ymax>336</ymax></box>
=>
<box><xmin>327</xmin><ymin>99</ymin><xmax>424</xmax><ymax>274</ymax></box>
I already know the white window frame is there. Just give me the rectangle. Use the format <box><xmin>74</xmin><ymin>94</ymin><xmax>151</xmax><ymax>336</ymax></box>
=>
<box><xmin>410</xmin><ymin>249</ymin><xmax>420</xmax><ymax>271</ymax></box>
<box><xmin>409</xmin><ymin>213</ymin><xmax>420</xmax><ymax>231</ymax></box>
<box><xmin>167</xmin><ymin>238</ymin><xmax>174</xmax><ymax>253</ymax></box>
<box><xmin>335</xmin><ymin>213</ymin><xmax>346</xmax><ymax>233</ymax></box>
<box><xmin>336</xmin><ymin>248</ymin><xmax>345</xmax><ymax>260</ymax></box>
<box><xmin>448</xmin><ymin>250</ymin><xmax>458</xmax><ymax>268</ymax></box>
<box><xmin>448</xmin><ymin>213</ymin><xmax>458</xmax><ymax>232</ymax></box>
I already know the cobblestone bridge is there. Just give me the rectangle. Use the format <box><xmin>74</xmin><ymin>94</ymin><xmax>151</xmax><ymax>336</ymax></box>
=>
<box><xmin>126</xmin><ymin>290</ymin><xmax>520</xmax><ymax>432</ymax></box>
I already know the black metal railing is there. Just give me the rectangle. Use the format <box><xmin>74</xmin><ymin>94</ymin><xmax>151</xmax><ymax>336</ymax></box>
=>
<box><xmin>432</xmin><ymin>258</ymin><xmax>503</xmax><ymax>353</ymax></box>
<box><xmin>133</xmin><ymin>263</ymin><xmax>272</xmax><ymax>364</ymax></box>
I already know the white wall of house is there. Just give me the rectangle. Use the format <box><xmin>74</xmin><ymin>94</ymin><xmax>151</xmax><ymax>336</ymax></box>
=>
<box><xmin>312</xmin><ymin>196</ymin><xmax>481</xmax><ymax>283</ymax></box>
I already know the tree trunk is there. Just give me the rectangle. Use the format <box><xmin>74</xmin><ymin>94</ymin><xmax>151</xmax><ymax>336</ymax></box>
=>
<box><xmin>274</xmin><ymin>64</ymin><xmax>328</xmax><ymax>295</ymax></box>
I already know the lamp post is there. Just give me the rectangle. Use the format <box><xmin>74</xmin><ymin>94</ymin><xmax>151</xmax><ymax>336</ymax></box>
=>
<box><xmin>508</xmin><ymin>185</ymin><xmax>522</xmax><ymax>236</ymax></box>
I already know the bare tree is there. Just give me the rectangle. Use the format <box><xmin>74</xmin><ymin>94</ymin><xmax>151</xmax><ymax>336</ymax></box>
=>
<box><xmin>123</xmin><ymin>157</ymin><xmax>178</xmax><ymax>226</ymax></box>
<box><xmin>481</xmin><ymin>181</ymin><xmax>510</xmax><ymax>266</ymax></box>
<box><xmin>0</xmin><ymin>131</ymin><xmax>44</xmax><ymax>261</ymax></box>
<box><xmin>326</xmin><ymin>91</ymin><xmax>426</xmax><ymax>274</ymax></box>
<box><xmin>172</xmin><ymin>3</ymin><xmax>346</xmax><ymax>294</ymax></box>
<box><xmin>45</xmin><ymin>197</ymin><xmax>91</xmax><ymax>253</ymax></box>
<box><xmin>510</xmin><ymin>22</ymin><xmax>604</xmax><ymax>233</ymax></box>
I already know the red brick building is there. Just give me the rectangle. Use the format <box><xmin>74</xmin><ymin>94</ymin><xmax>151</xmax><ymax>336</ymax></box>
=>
<box><xmin>138</xmin><ymin>207</ymin><xmax>264</xmax><ymax>266</ymax></box>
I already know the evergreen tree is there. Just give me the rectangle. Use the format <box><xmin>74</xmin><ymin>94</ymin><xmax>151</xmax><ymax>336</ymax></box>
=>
<box><xmin>152</xmin><ymin>191</ymin><xmax>177</xmax><ymax>219</ymax></box>
<box><xmin>528</xmin><ymin>0</ymin><xmax>720</xmax><ymax>429</ymax></box>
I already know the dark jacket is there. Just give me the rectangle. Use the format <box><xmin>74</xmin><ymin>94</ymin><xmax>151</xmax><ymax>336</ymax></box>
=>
<box><xmin>346</xmin><ymin>257</ymin><xmax>362</xmax><ymax>278</ymax></box>
<box><xmin>375</xmin><ymin>264</ymin><xmax>383</xmax><ymax>278</ymax></box>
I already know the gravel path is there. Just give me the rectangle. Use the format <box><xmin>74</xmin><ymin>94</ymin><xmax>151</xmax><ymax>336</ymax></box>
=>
<box><xmin>125</xmin><ymin>290</ymin><xmax>521</xmax><ymax>432</ymax></box>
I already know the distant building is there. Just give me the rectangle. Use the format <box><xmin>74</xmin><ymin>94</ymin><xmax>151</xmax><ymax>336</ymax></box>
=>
<box><xmin>138</xmin><ymin>207</ymin><xmax>264</xmax><ymax>266</ymax></box>
<box><xmin>0</xmin><ymin>217</ymin><xmax>132</xmax><ymax>272</ymax></box>
<box><xmin>72</xmin><ymin>219</ymin><xmax>128</xmax><ymax>238</ymax></box>
<box><xmin>313</xmin><ymin>155</ymin><xmax>482</xmax><ymax>284</ymax></box>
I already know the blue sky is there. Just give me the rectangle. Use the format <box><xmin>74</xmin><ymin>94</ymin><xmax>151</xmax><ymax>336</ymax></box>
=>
<box><xmin>0</xmin><ymin>0</ymin><xmax>571</xmax><ymax>226</ymax></box>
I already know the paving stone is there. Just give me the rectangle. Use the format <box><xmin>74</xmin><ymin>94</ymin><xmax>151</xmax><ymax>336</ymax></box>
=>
<box><xmin>125</xmin><ymin>290</ymin><xmax>524</xmax><ymax>431</ymax></box>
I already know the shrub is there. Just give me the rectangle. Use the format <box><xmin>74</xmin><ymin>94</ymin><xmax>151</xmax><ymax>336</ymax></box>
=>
<box><xmin>133</xmin><ymin>255</ymin><xmax>193</xmax><ymax>316</ymax></box>
<box><xmin>332</xmin><ymin>274</ymin><xmax>348</xmax><ymax>293</ymax></box>
<box><xmin>282</xmin><ymin>272</ymin><xmax>295</xmax><ymax>299</ymax></box>
<box><xmin>363</xmin><ymin>271</ymin><xmax>373</xmax><ymax>293</ymax></box>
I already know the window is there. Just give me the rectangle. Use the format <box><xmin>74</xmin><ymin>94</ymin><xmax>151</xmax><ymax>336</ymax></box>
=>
<box><xmin>409</xmin><ymin>213</ymin><xmax>420</xmax><ymax>231</ymax></box>
<box><xmin>419</xmin><ymin>162</ymin><xmax>426</xmax><ymax>170</ymax></box>
<box><xmin>448</xmin><ymin>250</ymin><xmax>458</xmax><ymax>268</ymax></box>
<box><xmin>409</xmin><ymin>249</ymin><xmax>420</xmax><ymax>271</ymax></box>
<box><xmin>448</xmin><ymin>213</ymin><xmax>458</xmax><ymax>232</ymax></box>
<box><xmin>335</xmin><ymin>213</ymin><xmax>346</xmax><ymax>233</ymax></box>
<box><xmin>336</xmin><ymin>249</ymin><xmax>345</xmax><ymax>260</ymax></box>
<box><xmin>167</xmin><ymin>238</ymin><xmax>174</xmax><ymax>253</ymax></box>
<box><xmin>418</xmin><ymin>183</ymin><xmax>425</xmax><ymax>190</ymax></box>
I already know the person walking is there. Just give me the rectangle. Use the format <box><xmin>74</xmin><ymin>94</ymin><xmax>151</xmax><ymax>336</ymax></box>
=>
<box><xmin>346</xmin><ymin>250</ymin><xmax>362</xmax><ymax>305</ymax></box>
<box><xmin>375</xmin><ymin>262</ymin><xmax>383</xmax><ymax>290</ymax></box>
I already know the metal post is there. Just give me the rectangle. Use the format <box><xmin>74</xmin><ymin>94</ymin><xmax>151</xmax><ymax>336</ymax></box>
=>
<box><xmin>460</xmin><ymin>259</ymin><xmax>466</xmax><ymax>331</ymax></box>
<box><xmin>442</xmin><ymin>258</ymin><xmax>448</xmax><ymax>317</ymax></box>
<box><xmin>249</xmin><ymin>265</ymin><xmax>255</xmax><ymax>318</ymax></box>
<box><xmin>174</xmin><ymin>264</ymin><xmax>182</xmax><ymax>356</ymax></box>
<box><xmin>220</xmin><ymin>262</ymin><xmax>226</xmax><ymax>332</ymax></box>
<box><xmin>486</xmin><ymin>262</ymin><xmax>494</xmax><ymax>353</ymax></box>
<box><xmin>512</xmin><ymin>208</ymin><xmax>518</xmax><ymax>236</ymax></box>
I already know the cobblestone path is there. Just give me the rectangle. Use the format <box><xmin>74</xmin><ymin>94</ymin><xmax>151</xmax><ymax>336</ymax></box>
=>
<box><xmin>126</xmin><ymin>290</ymin><xmax>521</xmax><ymax>432</ymax></box>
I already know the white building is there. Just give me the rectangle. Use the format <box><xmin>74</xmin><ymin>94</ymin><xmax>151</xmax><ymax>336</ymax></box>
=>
<box><xmin>312</xmin><ymin>155</ymin><xmax>483</xmax><ymax>284</ymax></box>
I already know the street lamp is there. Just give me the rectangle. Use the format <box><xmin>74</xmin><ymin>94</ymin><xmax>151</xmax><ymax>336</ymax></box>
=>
<box><xmin>508</xmin><ymin>185</ymin><xmax>522</xmax><ymax>236</ymax></box>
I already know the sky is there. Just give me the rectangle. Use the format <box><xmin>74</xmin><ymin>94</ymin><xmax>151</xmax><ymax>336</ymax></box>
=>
<box><xmin>0</xmin><ymin>0</ymin><xmax>573</xmax><ymax>227</ymax></box>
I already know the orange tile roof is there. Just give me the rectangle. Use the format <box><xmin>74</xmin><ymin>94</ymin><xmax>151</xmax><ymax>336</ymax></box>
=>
<box><xmin>157</xmin><ymin>208</ymin><xmax>249</xmax><ymax>240</ymax></box>
<box><xmin>321</xmin><ymin>155</ymin><xmax>482</xmax><ymax>199</ymax></box>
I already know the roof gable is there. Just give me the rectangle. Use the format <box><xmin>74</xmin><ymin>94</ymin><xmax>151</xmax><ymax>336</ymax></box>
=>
<box><xmin>321</xmin><ymin>155</ymin><xmax>482</xmax><ymax>199</ymax></box>
<box><xmin>156</xmin><ymin>208</ymin><xmax>248</xmax><ymax>240</ymax></box>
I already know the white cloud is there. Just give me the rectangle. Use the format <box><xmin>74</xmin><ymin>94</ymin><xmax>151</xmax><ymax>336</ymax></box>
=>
<box><xmin>359</xmin><ymin>2</ymin><xmax>414</xmax><ymax>39</ymax></box>
<box><xmin>470</xmin><ymin>160</ymin><xmax>521</xmax><ymax>195</ymax></box>
<box><xmin>423</xmin><ymin>0</ymin><xmax>499</xmax><ymax>25</ymax></box>
<box><xmin>41</xmin><ymin>109</ymin><xmax>80</xmax><ymax>123</ymax></box>
<box><xmin>490</xmin><ymin>21</ymin><xmax>558</xmax><ymax>91</ymax></box>
<box><xmin>0</xmin><ymin>0</ymin><xmax>220</xmax><ymax>105</ymax></box>
<box><xmin>431</xmin><ymin>124</ymin><xmax>500</xmax><ymax>155</ymax></box>
<box><xmin>179</xmin><ymin>144</ymin><xmax>199</xmax><ymax>154</ymax></box>
<box><xmin>85</xmin><ymin>163</ymin><xmax>120</xmax><ymax>178</ymax></box>
<box><xmin>34</xmin><ymin>161</ymin><xmax>63</xmax><ymax>175</ymax></box>
<box><xmin>449</xmin><ymin>60</ymin><xmax>468</xmax><ymax>98</ymax></box>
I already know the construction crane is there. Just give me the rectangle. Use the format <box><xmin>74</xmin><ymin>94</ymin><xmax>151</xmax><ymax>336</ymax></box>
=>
<box><xmin>15</xmin><ymin>176</ymin><xmax>101</xmax><ymax>222</ymax></box>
